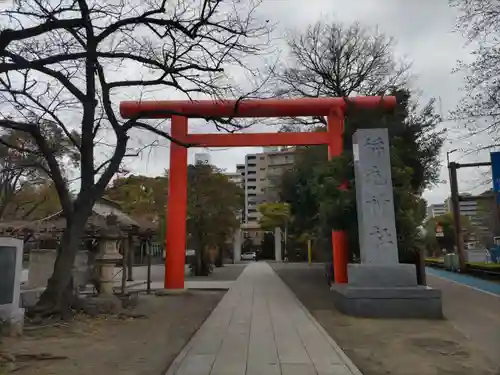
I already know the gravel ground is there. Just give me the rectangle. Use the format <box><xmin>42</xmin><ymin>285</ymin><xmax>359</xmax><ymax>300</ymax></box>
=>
<box><xmin>271</xmin><ymin>262</ymin><xmax>499</xmax><ymax>375</ymax></box>
<box><xmin>3</xmin><ymin>291</ymin><xmax>224</xmax><ymax>375</ymax></box>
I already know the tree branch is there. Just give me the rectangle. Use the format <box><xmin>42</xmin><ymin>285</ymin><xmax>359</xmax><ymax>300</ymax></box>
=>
<box><xmin>0</xmin><ymin>18</ymin><xmax>83</xmax><ymax>53</ymax></box>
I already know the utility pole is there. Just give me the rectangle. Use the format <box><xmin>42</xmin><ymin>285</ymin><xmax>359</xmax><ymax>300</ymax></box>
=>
<box><xmin>448</xmin><ymin>160</ymin><xmax>492</xmax><ymax>270</ymax></box>
<box><xmin>449</xmin><ymin>161</ymin><xmax>466</xmax><ymax>270</ymax></box>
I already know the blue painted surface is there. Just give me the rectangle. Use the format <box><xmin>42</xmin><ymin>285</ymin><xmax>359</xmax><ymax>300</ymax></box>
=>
<box><xmin>491</xmin><ymin>151</ymin><xmax>500</xmax><ymax>203</ymax></box>
<box><xmin>426</xmin><ymin>267</ymin><xmax>500</xmax><ymax>296</ymax></box>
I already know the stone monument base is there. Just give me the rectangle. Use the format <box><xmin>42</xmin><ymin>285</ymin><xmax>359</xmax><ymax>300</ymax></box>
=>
<box><xmin>0</xmin><ymin>308</ymin><xmax>25</xmax><ymax>336</ymax></box>
<box><xmin>330</xmin><ymin>285</ymin><xmax>443</xmax><ymax>319</ymax></box>
<box><xmin>347</xmin><ymin>263</ymin><xmax>418</xmax><ymax>288</ymax></box>
<box><xmin>155</xmin><ymin>288</ymin><xmax>188</xmax><ymax>296</ymax></box>
<box><xmin>330</xmin><ymin>263</ymin><xmax>443</xmax><ymax>319</ymax></box>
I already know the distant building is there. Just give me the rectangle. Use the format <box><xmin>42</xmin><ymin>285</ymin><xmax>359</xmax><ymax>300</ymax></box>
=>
<box><xmin>224</xmin><ymin>172</ymin><xmax>243</xmax><ymax>187</ymax></box>
<box><xmin>194</xmin><ymin>153</ymin><xmax>211</xmax><ymax>165</ymax></box>
<box><xmin>426</xmin><ymin>203</ymin><xmax>446</xmax><ymax>219</ymax></box>
<box><xmin>430</xmin><ymin>192</ymin><xmax>492</xmax><ymax>244</ymax></box>
<box><xmin>240</xmin><ymin>148</ymin><xmax>295</xmax><ymax>224</ymax></box>
<box><xmin>443</xmin><ymin>193</ymin><xmax>481</xmax><ymax>227</ymax></box>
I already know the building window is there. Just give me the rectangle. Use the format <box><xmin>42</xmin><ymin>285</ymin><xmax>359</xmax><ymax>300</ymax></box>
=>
<box><xmin>248</xmin><ymin>208</ymin><xmax>257</xmax><ymax>213</ymax></box>
<box><xmin>248</xmin><ymin>163</ymin><xmax>256</xmax><ymax>167</ymax></box>
<box><xmin>248</xmin><ymin>178</ymin><xmax>256</xmax><ymax>182</ymax></box>
<box><xmin>248</xmin><ymin>171</ymin><xmax>256</xmax><ymax>175</ymax></box>
<box><xmin>247</xmin><ymin>155</ymin><xmax>256</xmax><ymax>160</ymax></box>
<box><xmin>260</xmin><ymin>168</ymin><xmax>265</xmax><ymax>171</ymax></box>
<box><xmin>248</xmin><ymin>193</ymin><xmax>256</xmax><ymax>197</ymax></box>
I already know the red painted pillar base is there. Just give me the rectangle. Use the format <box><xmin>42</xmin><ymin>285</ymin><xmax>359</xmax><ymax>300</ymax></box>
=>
<box><xmin>332</xmin><ymin>230</ymin><xmax>348</xmax><ymax>284</ymax></box>
<box><xmin>327</xmin><ymin>109</ymin><xmax>349</xmax><ymax>284</ymax></box>
<box><xmin>165</xmin><ymin>116</ymin><xmax>188</xmax><ymax>290</ymax></box>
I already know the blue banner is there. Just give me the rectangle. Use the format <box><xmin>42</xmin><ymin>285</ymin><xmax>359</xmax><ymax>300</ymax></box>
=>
<box><xmin>490</xmin><ymin>152</ymin><xmax>500</xmax><ymax>197</ymax></box>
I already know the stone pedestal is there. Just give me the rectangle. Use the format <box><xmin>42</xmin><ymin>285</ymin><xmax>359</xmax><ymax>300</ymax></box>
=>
<box><xmin>0</xmin><ymin>237</ymin><xmax>25</xmax><ymax>335</ymax></box>
<box><xmin>330</xmin><ymin>129</ymin><xmax>442</xmax><ymax>319</ymax></box>
<box><xmin>274</xmin><ymin>227</ymin><xmax>282</xmax><ymax>262</ymax></box>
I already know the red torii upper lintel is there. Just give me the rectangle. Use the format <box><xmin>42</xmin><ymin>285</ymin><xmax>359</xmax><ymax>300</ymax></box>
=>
<box><xmin>119</xmin><ymin>96</ymin><xmax>397</xmax><ymax>119</ymax></box>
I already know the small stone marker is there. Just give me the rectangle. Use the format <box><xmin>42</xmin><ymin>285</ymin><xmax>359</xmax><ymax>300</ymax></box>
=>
<box><xmin>0</xmin><ymin>237</ymin><xmax>24</xmax><ymax>335</ymax></box>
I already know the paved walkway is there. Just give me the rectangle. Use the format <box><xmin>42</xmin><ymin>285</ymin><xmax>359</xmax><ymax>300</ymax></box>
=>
<box><xmin>426</xmin><ymin>266</ymin><xmax>500</xmax><ymax>296</ymax></box>
<box><xmin>166</xmin><ymin>262</ymin><xmax>360</xmax><ymax>375</ymax></box>
<box><xmin>427</xmin><ymin>271</ymin><xmax>500</xmax><ymax>363</ymax></box>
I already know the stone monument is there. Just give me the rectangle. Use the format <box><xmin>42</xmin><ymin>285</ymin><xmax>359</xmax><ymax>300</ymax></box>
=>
<box><xmin>0</xmin><ymin>237</ymin><xmax>25</xmax><ymax>335</ymax></box>
<box><xmin>330</xmin><ymin>128</ymin><xmax>443</xmax><ymax>319</ymax></box>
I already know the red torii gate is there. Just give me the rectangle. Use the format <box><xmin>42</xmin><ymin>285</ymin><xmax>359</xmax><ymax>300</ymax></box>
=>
<box><xmin>120</xmin><ymin>96</ymin><xmax>397</xmax><ymax>290</ymax></box>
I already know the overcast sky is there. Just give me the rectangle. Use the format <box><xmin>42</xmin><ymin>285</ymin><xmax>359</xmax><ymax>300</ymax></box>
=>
<box><xmin>124</xmin><ymin>0</ymin><xmax>493</xmax><ymax>205</ymax></box>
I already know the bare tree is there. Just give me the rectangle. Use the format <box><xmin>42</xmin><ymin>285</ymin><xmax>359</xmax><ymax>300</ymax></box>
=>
<box><xmin>450</xmin><ymin>0</ymin><xmax>500</xmax><ymax>149</ymax></box>
<box><xmin>277</xmin><ymin>22</ymin><xmax>409</xmax><ymax>98</ymax></box>
<box><xmin>0</xmin><ymin>0</ymin><xmax>271</xmax><ymax>315</ymax></box>
<box><xmin>273</xmin><ymin>21</ymin><xmax>409</xmax><ymax>126</ymax></box>
<box><xmin>0</xmin><ymin>122</ymin><xmax>76</xmax><ymax>219</ymax></box>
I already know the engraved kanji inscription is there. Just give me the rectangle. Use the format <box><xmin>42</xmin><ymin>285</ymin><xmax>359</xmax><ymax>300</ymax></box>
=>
<box><xmin>365</xmin><ymin>194</ymin><xmax>391</xmax><ymax>216</ymax></box>
<box><xmin>368</xmin><ymin>225</ymin><xmax>394</xmax><ymax>248</ymax></box>
<box><xmin>365</xmin><ymin>165</ymin><xmax>388</xmax><ymax>186</ymax></box>
<box><xmin>364</xmin><ymin>136</ymin><xmax>386</xmax><ymax>156</ymax></box>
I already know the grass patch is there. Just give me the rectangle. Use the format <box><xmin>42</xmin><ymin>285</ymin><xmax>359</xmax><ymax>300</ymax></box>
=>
<box><xmin>467</xmin><ymin>262</ymin><xmax>500</xmax><ymax>269</ymax></box>
<box><xmin>425</xmin><ymin>258</ymin><xmax>444</xmax><ymax>264</ymax></box>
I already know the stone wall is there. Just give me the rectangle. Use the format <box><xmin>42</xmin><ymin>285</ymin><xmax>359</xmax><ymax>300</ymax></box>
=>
<box><xmin>28</xmin><ymin>249</ymin><xmax>89</xmax><ymax>290</ymax></box>
<box><xmin>27</xmin><ymin>249</ymin><xmax>56</xmax><ymax>289</ymax></box>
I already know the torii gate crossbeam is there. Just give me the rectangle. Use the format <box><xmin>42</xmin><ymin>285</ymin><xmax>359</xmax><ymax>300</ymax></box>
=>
<box><xmin>120</xmin><ymin>96</ymin><xmax>397</xmax><ymax>290</ymax></box>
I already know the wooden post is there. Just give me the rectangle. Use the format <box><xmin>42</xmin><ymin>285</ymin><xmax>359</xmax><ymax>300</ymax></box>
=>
<box><xmin>416</xmin><ymin>249</ymin><xmax>427</xmax><ymax>286</ymax></box>
<box><xmin>449</xmin><ymin>162</ymin><xmax>466</xmax><ymax>270</ymax></box>
<box><xmin>121</xmin><ymin>240</ymin><xmax>127</xmax><ymax>295</ymax></box>
<box><xmin>146</xmin><ymin>238</ymin><xmax>152</xmax><ymax>295</ymax></box>
<box><xmin>127</xmin><ymin>234</ymin><xmax>133</xmax><ymax>281</ymax></box>
<box><xmin>307</xmin><ymin>239</ymin><xmax>312</xmax><ymax>265</ymax></box>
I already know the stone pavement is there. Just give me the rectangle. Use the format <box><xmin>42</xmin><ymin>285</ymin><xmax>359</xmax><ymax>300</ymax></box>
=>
<box><xmin>166</xmin><ymin>262</ymin><xmax>361</xmax><ymax>375</ymax></box>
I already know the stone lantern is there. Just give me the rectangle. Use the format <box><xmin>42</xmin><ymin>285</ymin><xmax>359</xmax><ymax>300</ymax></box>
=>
<box><xmin>95</xmin><ymin>215</ymin><xmax>123</xmax><ymax>296</ymax></box>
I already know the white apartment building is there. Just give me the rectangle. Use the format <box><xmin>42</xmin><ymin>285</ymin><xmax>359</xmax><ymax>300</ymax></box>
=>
<box><xmin>428</xmin><ymin>195</ymin><xmax>480</xmax><ymax>223</ymax></box>
<box><xmin>444</xmin><ymin>194</ymin><xmax>481</xmax><ymax>227</ymax></box>
<box><xmin>426</xmin><ymin>203</ymin><xmax>446</xmax><ymax>219</ymax></box>
<box><xmin>224</xmin><ymin>172</ymin><xmax>243</xmax><ymax>187</ymax></box>
<box><xmin>243</xmin><ymin>148</ymin><xmax>295</xmax><ymax>224</ymax></box>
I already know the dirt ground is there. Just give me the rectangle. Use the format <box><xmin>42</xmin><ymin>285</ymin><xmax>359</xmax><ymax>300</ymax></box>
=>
<box><xmin>2</xmin><ymin>291</ymin><xmax>224</xmax><ymax>375</ymax></box>
<box><xmin>271</xmin><ymin>263</ymin><xmax>500</xmax><ymax>375</ymax></box>
<box><xmin>126</xmin><ymin>263</ymin><xmax>247</xmax><ymax>284</ymax></box>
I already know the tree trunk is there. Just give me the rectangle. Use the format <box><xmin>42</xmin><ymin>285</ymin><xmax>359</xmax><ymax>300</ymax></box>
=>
<box><xmin>415</xmin><ymin>248</ymin><xmax>427</xmax><ymax>286</ymax></box>
<box><xmin>34</xmin><ymin>215</ymin><xmax>89</xmax><ymax>317</ymax></box>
